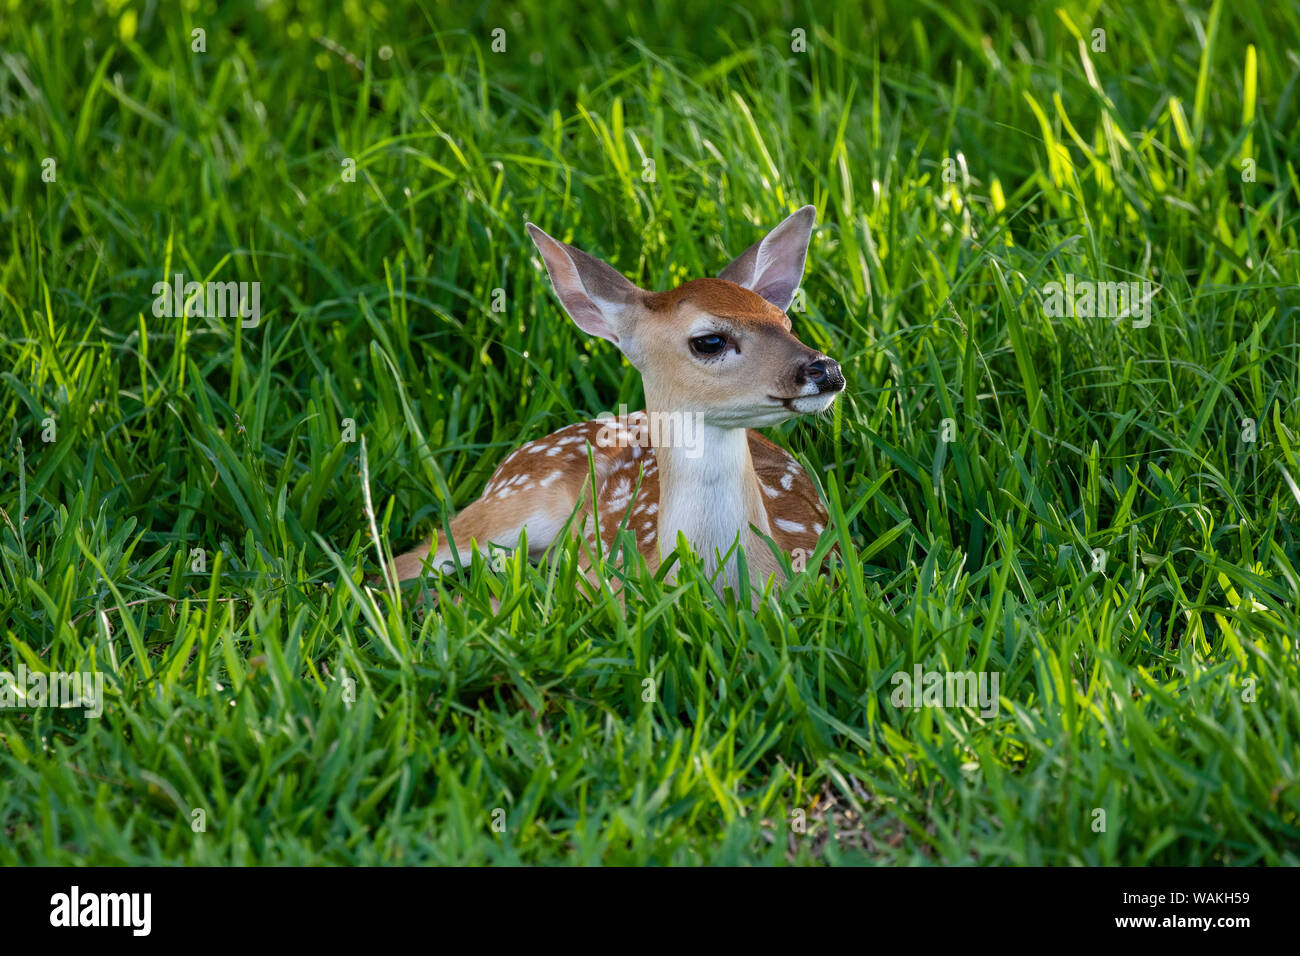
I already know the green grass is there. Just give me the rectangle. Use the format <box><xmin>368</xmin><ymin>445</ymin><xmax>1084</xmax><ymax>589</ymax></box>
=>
<box><xmin>2</xmin><ymin>0</ymin><xmax>1299</xmax><ymax>864</ymax></box>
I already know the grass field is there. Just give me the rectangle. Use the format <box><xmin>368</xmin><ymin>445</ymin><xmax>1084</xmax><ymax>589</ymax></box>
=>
<box><xmin>1</xmin><ymin>0</ymin><xmax>1298</xmax><ymax>865</ymax></box>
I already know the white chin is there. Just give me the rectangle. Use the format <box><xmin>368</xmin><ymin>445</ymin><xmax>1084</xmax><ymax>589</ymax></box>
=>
<box><xmin>790</xmin><ymin>393</ymin><xmax>838</xmax><ymax>414</ymax></box>
<box><xmin>713</xmin><ymin>408</ymin><xmax>790</xmax><ymax>428</ymax></box>
<box><xmin>715</xmin><ymin>393</ymin><xmax>838</xmax><ymax>428</ymax></box>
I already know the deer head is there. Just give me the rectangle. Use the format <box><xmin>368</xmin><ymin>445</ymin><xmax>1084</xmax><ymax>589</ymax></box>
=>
<box><xmin>524</xmin><ymin>206</ymin><xmax>844</xmax><ymax>429</ymax></box>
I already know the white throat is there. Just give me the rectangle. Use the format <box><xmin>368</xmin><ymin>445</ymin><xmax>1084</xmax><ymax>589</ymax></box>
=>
<box><xmin>653</xmin><ymin>421</ymin><xmax>772</xmax><ymax>591</ymax></box>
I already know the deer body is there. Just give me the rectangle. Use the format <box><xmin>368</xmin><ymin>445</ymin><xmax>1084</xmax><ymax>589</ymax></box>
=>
<box><xmin>390</xmin><ymin>207</ymin><xmax>844</xmax><ymax>600</ymax></box>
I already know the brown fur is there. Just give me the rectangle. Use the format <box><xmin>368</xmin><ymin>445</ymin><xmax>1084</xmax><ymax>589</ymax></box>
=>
<box><xmin>646</xmin><ymin>278</ymin><xmax>792</xmax><ymax>331</ymax></box>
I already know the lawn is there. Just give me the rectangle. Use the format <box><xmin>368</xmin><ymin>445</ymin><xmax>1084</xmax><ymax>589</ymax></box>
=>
<box><xmin>1</xmin><ymin>0</ymin><xmax>1298</xmax><ymax>865</ymax></box>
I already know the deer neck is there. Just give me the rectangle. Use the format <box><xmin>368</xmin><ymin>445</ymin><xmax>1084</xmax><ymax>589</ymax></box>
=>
<box><xmin>646</xmin><ymin>407</ymin><xmax>774</xmax><ymax>589</ymax></box>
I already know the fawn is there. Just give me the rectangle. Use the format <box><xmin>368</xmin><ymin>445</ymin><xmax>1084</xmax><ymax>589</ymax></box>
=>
<box><xmin>389</xmin><ymin>206</ymin><xmax>845</xmax><ymax>599</ymax></box>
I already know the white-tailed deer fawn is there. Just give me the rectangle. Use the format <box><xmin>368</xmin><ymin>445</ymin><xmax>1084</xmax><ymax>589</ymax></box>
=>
<box><xmin>390</xmin><ymin>205</ymin><xmax>845</xmax><ymax>600</ymax></box>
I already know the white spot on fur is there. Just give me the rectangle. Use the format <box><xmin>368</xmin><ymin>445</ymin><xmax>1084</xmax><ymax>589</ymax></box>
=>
<box><xmin>517</xmin><ymin>509</ymin><xmax>567</xmax><ymax>554</ymax></box>
<box><xmin>606</xmin><ymin>478</ymin><xmax>632</xmax><ymax>511</ymax></box>
<box><xmin>774</xmin><ymin>518</ymin><xmax>806</xmax><ymax>533</ymax></box>
<box><xmin>780</xmin><ymin>472</ymin><xmax>795</xmax><ymax>490</ymax></box>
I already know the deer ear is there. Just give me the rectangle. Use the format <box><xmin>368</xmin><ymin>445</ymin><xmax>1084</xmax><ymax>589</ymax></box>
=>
<box><xmin>526</xmin><ymin>224</ymin><xmax>644</xmax><ymax>345</ymax></box>
<box><xmin>718</xmin><ymin>205</ymin><xmax>816</xmax><ymax>311</ymax></box>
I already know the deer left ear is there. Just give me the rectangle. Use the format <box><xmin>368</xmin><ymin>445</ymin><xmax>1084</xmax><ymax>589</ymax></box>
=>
<box><xmin>717</xmin><ymin>205</ymin><xmax>816</xmax><ymax>312</ymax></box>
<box><xmin>525</xmin><ymin>223</ymin><xmax>645</xmax><ymax>346</ymax></box>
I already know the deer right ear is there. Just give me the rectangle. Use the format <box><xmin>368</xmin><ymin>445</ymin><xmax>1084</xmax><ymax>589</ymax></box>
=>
<box><xmin>717</xmin><ymin>205</ymin><xmax>816</xmax><ymax>312</ymax></box>
<box><xmin>525</xmin><ymin>224</ymin><xmax>644</xmax><ymax>346</ymax></box>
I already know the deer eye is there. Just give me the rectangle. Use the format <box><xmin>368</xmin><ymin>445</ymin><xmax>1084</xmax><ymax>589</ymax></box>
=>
<box><xmin>690</xmin><ymin>334</ymin><xmax>728</xmax><ymax>356</ymax></box>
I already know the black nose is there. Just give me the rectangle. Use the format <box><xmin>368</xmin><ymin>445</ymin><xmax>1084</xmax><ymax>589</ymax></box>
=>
<box><xmin>803</xmin><ymin>357</ymin><xmax>844</xmax><ymax>392</ymax></box>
